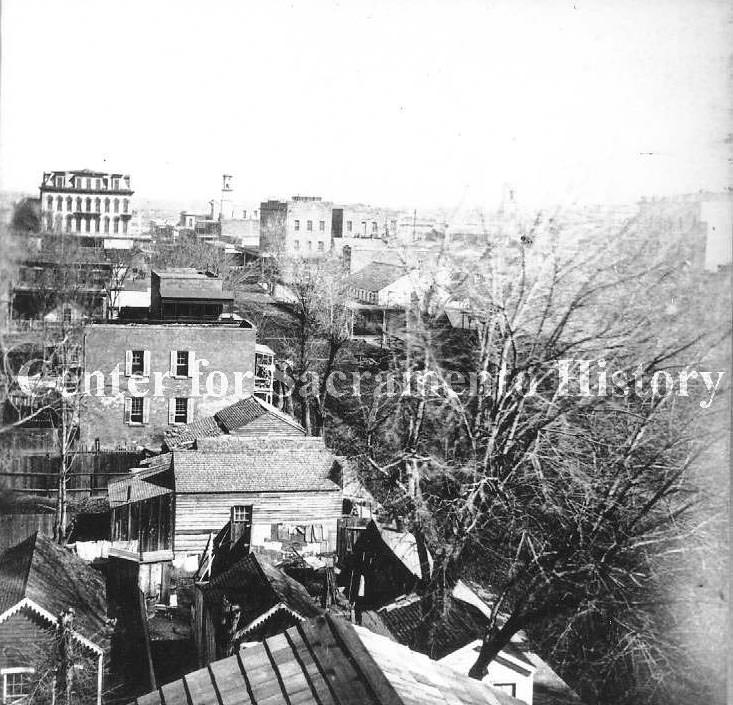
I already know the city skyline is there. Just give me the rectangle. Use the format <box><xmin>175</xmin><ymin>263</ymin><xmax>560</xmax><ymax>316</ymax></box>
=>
<box><xmin>1</xmin><ymin>0</ymin><xmax>730</xmax><ymax>211</ymax></box>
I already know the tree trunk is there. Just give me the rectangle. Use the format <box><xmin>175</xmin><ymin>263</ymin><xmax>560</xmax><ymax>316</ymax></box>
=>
<box><xmin>55</xmin><ymin>471</ymin><xmax>68</xmax><ymax>544</ymax></box>
<box><xmin>468</xmin><ymin>610</ymin><xmax>525</xmax><ymax>680</ymax></box>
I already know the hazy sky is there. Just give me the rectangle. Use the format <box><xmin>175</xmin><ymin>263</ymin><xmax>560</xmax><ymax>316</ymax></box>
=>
<box><xmin>1</xmin><ymin>0</ymin><xmax>730</xmax><ymax>210</ymax></box>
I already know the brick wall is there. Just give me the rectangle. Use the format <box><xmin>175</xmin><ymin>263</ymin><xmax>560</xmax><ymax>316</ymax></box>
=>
<box><xmin>80</xmin><ymin>324</ymin><xmax>257</xmax><ymax>450</ymax></box>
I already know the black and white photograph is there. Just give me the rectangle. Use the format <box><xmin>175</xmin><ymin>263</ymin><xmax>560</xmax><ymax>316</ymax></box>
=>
<box><xmin>0</xmin><ymin>1</ymin><xmax>730</xmax><ymax>703</ymax></box>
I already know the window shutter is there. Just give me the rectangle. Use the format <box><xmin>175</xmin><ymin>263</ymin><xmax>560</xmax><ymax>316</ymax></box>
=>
<box><xmin>142</xmin><ymin>397</ymin><xmax>151</xmax><ymax>424</ymax></box>
<box><xmin>168</xmin><ymin>398</ymin><xmax>176</xmax><ymax>425</ymax></box>
<box><xmin>186</xmin><ymin>351</ymin><xmax>194</xmax><ymax>378</ymax></box>
<box><xmin>170</xmin><ymin>350</ymin><xmax>177</xmax><ymax>376</ymax></box>
<box><xmin>124</xmin><ymin>350</ymin><xmax>132</xmax><ymax>377</ymax></box>
<box><xmin>143</xmin><ymin>350</ymin><xmax>151</xmax><ymax>377</ymax></box>
<box><xmin>124</xmin><ymin>397</ymin><xmax>132</xmax><ymax>424</ymax></box>
<box><xmin>186</xmin><ymin>397</ymin><xmax>195</xmax><ymax>422</ymax></box>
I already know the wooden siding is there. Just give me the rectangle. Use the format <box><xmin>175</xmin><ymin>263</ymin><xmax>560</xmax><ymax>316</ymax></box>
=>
<box><xmin>0</xmin><ymin>608</ymin><xmax>54</xmax><ymax>669</ymax></box>
<box><xmin>173</xmin><ymin>491</ymin><xmax>342</xmax><ymax>555</ymax></box>
<box><xmin>0</xmin><ymin>514</ymin><xmax>56</xmax><ymax>551</ymax></box>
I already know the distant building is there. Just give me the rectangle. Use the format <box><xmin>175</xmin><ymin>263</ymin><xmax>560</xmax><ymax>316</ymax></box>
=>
<box><xmin>701</xmin><ymin>198</ymin><xmax>732</xmax><ymax>271</ymax></box>
<box><xmin>260</xmin><ymin>196</ymin><xmax>334</xmax><ymax>255</ymax></box>
<box><xmin>39</xmin><ymin>169</ymin><xmax>134</xmax><ymax>238</ymax></box>
<box><xmin>149</xmin><ymin>268</ymin><xmax>234</xmax><ymax>320</ymax></box>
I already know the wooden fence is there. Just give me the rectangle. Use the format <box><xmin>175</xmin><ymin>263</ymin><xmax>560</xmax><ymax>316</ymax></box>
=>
<box><xmin>0</xmin><ymin>449</ymin><xmax>144</xmax><ymax>497</ymax></box>
<box><xmin>0</xmin><ymin>512</ymin><xmax>56</xmax><ymax>550</ymax></box>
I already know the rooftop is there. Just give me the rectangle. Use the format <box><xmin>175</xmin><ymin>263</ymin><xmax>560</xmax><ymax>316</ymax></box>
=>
<box><xmin>152</xmin><ymin>268</ymin><xmax>234</xmax><ymax>301</ymax></box>
<box><xmin>0</xmin><ymin>532</ymin><xmax>107</xmax><ymax>641</ymax></box>
<box><xmin>131</xmin><ymin>614</ymin><xmax>522</xmax><ymax>705</ymax></box>
<box><xmin>347</xmin><ymin>262</ymin><xmax>408</xmax><ymax>293</ymax></box>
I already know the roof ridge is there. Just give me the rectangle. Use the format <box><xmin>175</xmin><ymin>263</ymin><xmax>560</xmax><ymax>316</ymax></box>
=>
<box><xmin>21</xmin><ymin>531</ymin><xmax>39</xmax><ymax>598</ymax></box>
<box><xmin>324</xmin><ymin>614</ymin><xmax>405</xmax><ymax>705</ymax></box>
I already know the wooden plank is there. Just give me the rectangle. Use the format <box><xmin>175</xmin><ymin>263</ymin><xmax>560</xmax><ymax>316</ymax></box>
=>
<box><xmin>184</xmin><ymin>668</ymin><xmax>221</xmax><ymax>705</ymax></box>
<box><xmin>209</xmin><ymin>655</ymin><xmax>250</xmax><ymax>705</ymax></box>
<box><xmin>285</xmin><ymin>628</ymin><xmax>338</xmax><ymax>705</ymax></box>
<box><xmin>160</xmin><ymin>678</ymin><xmax>192</xmax><ymax>705</ymax></box>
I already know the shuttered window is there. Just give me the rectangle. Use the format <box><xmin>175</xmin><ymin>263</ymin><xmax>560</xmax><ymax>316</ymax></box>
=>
<box><xmin>170</xmin><ymin>350</ymin><xmax>191</xmax><ymax>377</ymax></box>
<box><xmin>126</xmin><ymin>350</ymin><xmax>150</xmax><ymax>376</ymax></box>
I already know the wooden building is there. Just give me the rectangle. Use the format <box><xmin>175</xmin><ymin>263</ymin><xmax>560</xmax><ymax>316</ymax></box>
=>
<box><xmin>343</xmin><ymin>520</ymin><xmax>433</xmax><ymax>610</ymax></box>
<box><xmin>107</xmin><ymin>435</ymin><xmax>343</xmax><ymax>598</ymax></box>
<box><xmin>192</xmin><ymin>553</ymin><xmax>323</xmax><ymax>665</ymax></box>
<box><xmin>0</xmin><ymin>533</ymin><xmax>108</xmax><ymax>705</ymax></box>
<box><xmin>132</xmin><ymin>614</ymin><xmax>523</xmax><ymax>705</ymax></box>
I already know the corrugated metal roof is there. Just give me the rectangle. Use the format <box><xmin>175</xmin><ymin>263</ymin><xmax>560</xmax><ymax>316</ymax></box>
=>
<box><xmin>131</xmin><ymin>614</ymin><xmax>522</xmax><ymax>705</ymax></box>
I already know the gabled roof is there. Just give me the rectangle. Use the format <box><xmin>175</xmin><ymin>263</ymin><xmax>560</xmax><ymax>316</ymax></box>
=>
<box><xmin>131</xmin><ymin>615</ymin><xmax>522</xmax><ymax>705</ymax></box>
<box><xmin>357</xmin><ymin>522</ymin><xmax>433</xmax><ymax>580</ymax></box>
<box><xmin>0</xmin><ymin>533</ymin><xmax>107</xmax><ymax>642</ymax></box>
<box><xmin>163</xmin><ymin>395</ymin><xmax>305</xmax><ymax>450</ymax></box>
<box><xmin>202</xmin><ymin>553</ymin><xmax>322</xmax><ymax>635</ymax></box>
<box><xmin>347</xmin><ymin>262</ymin><xmax>408</xmax><ymax>293</ymax></box>
<box><xmin>365</xmin><ymin>588</ymin><xmax>533</xmax><ymax>665</ymax></box>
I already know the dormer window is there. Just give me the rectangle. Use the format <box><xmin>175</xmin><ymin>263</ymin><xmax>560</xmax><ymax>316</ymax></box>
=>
<box><xmin>55</xmin><ymin>175</ymin><xmax>64</xmax><ymax>188</ymax></box>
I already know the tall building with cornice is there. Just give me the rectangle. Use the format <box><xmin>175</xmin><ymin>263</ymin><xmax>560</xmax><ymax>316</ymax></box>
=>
<box><xmin>39</xmin><ymin>169</ymin><xmax>134</xmax><ymax>237</ymax></box>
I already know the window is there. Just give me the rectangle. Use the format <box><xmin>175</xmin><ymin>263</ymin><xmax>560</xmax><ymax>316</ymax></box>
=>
<box><xmin>390</xmin><ymin>219</ymin><xmax>397</xmax><ymax>233</ymax></box>
<box><xmin>174</xmin><ymin>397</ymin><xmax>188</xmax><ymax>423</ymax></box>
<box><xmin>95</xmin><ymin>178</ymin><xmax>101</xmax><ymax>190</ymax></box>
<box><xmin>95</xmin><ymin>218</ymin><xmax>100</xmax><ymax>233</ymax></box>
<box><xmin>104</xmin><ymin>198</ymin><xmax>110</xmax><ymax>212</ymax></box>
<box><xmin>63</xmin><ymin>307</ymin><xmax>72</xmax><ymax>323</ymax></box>
<box><xmin>293</xmin><ymin>240</ymin><xmax>300</xmax><ymax>249</ymax></box>
<box><xmin>175</xmin><ymin>350</ymin><xmax>190</xmax><ymax>377</ymax></box>
<box><xmin>307</xmin><ymin>241</ymin><xmax>312</xmax><ymax>250</ymax></box>
<box><xmin>371</xmin><ymin>221</ymin><xmax>378</xmax><ymax>234</ymax></box>
<box><xmin>113</xmin><ymin>217</ymin><xmax>119</xmax><ymax>234</ymax></box>
<box><xmin>230</xmin><ymin>505</ymin><xmax>253</xmax><ymax>547</ymax></box>
<box><xmin>46</xmin><ymin>196</ymin><xmax>53</xmax><ymax>211</ymax></box>
<box><xmin>294</xmin><ymin>219</ymin><xmax>300</xmax><ymax>231</ymax></box>
<box><xmin>95</xmin><ymin>197</ymin><xmax>101</xmax><ymax>212</ymax></box>
<box><xmin>103</xmin><ymin>217</ymin><xmax>110</xmax><ymax>234</ymax></box>
<box><xmin>123</xmin><ymin>219</ymin><xmax>128</xmax><ymax>234</ymax></box>
<box><xmin>85</xmin><ymin>218</ymin><xmax>91</xmax><ymax>233</ymax></box>
<box><xmin>317</xmin><ymin>241</ymin><xmax>325</xmax><ymax>251</ymax></box>
<box><xmin>76</xmin><ymin>197</ymin><xmax>82</xmax><ymax>211</ymax></box>
<box><xmin>130</xmin><ymin>350</ymin><xmax>145</xmax><ymax>375</ymax></box>
<box><xmin>112</xmin><ymin>178</ymin><xmax>120</xmax><ymax>190</ymax></box>
<box><xmin>66</xmin><ymin>196</ymin><xmax>72</xmax><ymax>211</ymax></box>
<box><xmin>56</xmin><ymin>196</ymin><xmax>62</xmax><ymax>210</ymax></box>
<box><xmin>130</xmin><ymin>397</ymin><xmax>144</xmax><ymax>424</ymax></box>
<box><xmin>307</xmin><ymin>220</ymin><xmax>313</xmax><ymax>231</ymax></box>
<box><xmin>86</xmin><ymin>178</ymin><xmax>91</xmax><ymax>189</ymax></box>
<box><xmin>319</xmin><ymin>220</ymin><xmax>325</xmax><ymax>231</ymax></box>
<box><xmin>123</xmin><ymin>199</ymin><xmax>129</xmax><ymax>213</ymax></box>
<box><xmin>55</xmin><ymin>174</ymin><xmax>64</xmax><ymax>187</ymax></box>
<box><xmin>3</xmin><ymin>669</ymin><xmax>34</xmax><ymax>702</ymax></box>
<box><xmin>361</xmin><ymin>221</ymin><xmax>367</xmax><ymax>235</ymax></box>
<box><xmin>346</xmin><ymin>220</ymin><xmax>352</xmax><ymax>232</ymax></box>
<box><xmin>114</xmin><ymin>198</ymin><xmax>119</xmax><ymax>213</ymax></box>
<box><xmin>77</xmin><ymin>178</ymin><xmax>84</xmax><ymax>189</ymax></box>
<box><xmin>85</xmin><ymin>197</ymin><xmax>91</xmax><ymax>211</ymax></box>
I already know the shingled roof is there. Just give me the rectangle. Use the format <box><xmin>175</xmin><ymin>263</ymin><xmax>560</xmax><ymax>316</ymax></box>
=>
<box><xmin>0</xmin><ymin>533</ymin><xmax>107</xmax><ymax>642</ymax></box>
<box><xmin>131</xmin><ymin>615</ymin><xmax>522</xmax><ymax>705</ymax></box>
<box><xmin>163</xmin><ymin>395</ymin><xmax>305</xmax><ymax>450</ymax></box>
<box><xmin>202</xmin><ymin>553</ymin><xmax>322</xmax><ymax>641</ymax></box>
<box><xmin>347</xmin><ymin>262</ymin><xmax>407</xmax><ymax>293</ymax></box>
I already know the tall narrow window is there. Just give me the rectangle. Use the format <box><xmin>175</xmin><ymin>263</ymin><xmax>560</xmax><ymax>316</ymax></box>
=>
<box><xmin>319</xmin><ymin>220</ymin><xmax>325</xmax><ymax>231</ymax></box>
<box><xmin>230</xmin><ymin>505</ymin><xmax>253</xmax><ymax>548</ymax></box>
<box><xmin>86</xmin><ymin>178</ymin><xmax>91</xmax><ymax>189</ymax></box>
<box><xmin>86</xmin><ymin>197</ymin><xmax>92</xmax><ymax>211</ymax></box>
<box><xmin>346</xmin><ymin>220</ymin><xmax>352</xmax><ymax>232</ymax></box>
<box><xmin>371</xmin><ymin>221</ymin><xmax>378</xmax><ymax>234</ymax></box>
<box><xmin>113</xmin><ymin>217</ymin><xmax>119</xmax><ymax>234</ymax></box>
<box><xmin>294</xmin><ymin>219</ymin><xmax>300</xmax><ymax>231</ymax></box>
<box><xmin>76</xmin><ymin>197</ymin><xmax>82</xmax><ymax>211</ymax></box>
<box><xmin>66</xmin><ymin>196</ymin><xmax>72</xmax><ymax>211</ymax></box>
<box><xmin>114</xmin><ymin>198</ymin><xmax>119</xmax><ymax>213</ymax></box>
<box><xmin>56</xmin><ymin>196</ymin><xmax>62</xmax><ymax>210</ymax></box>
<box><xmin>174</xmin><ymin>397</ymin><xmax>188</xmax><ymax>423</ymax></box>
<box><xmin>95</xmin><ymin>178</ymin><xmax>101</xmax><ymax>189</ymax></box>
<box><xmin>55</xmin><ymin>175</ymin><xmax>64</xmax><ymax>187</ymax></box>
<box><xmin>175</xmin><ymin>351</ymin><xmax>190</xmax><ymax>377</ymax></box>
<box><xmin>123</xmin><ymin>199</ymin><xmax>129</xmax><ymax>213</ymax></box>
<box><xmin>95</xmin><ymin>198</ymin><xmax>101</xmax><ymax>212</ymax></box>
<box><xmin>104</xmin><ymin>217</ymin><xmax>110</xmax><ymax>234</ymax></box>
<box><xmin>129</xmin><ymin>397</ymin><xmax>144</xmax><ymax>423</ymax></box>
<box><xmin>104</xmin><ymin>198</ymin><xmax>110</xmax><ymax>213</ymax></box>
<box><xmin>95</xmin><ymin>218</ymin><xmax>100</xmax><ymax>233</ymax></box>
<box><xmin>318</xmin><ymin>241</ymin><xmax>325</xmax><ymax>251</ymax></box>
<box><xmin>307</xmin><ymin>220</ymin><xmax>313</xmax><ymax>231</ymax></box>
<box><xmin>123</xmin><ymin>219</ymin><xmax>128</xmax><ymax>234</ymax></box>
<box><xmin>85</xmin><ymin>218</ymin><xmax>91</xmax><ymax>233</ymax></box>
<box><xmin>46</xmin><ymin>196</ymin><xmax>53</xmax><ymax>211</ymax></box>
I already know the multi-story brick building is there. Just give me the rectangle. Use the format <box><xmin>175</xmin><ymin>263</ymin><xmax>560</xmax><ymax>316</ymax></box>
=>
<box><xmin>39</xmin><ymin>169</ymin><xmax>134</xmax><ymax>237</ymax></box>
<box><xmin>79</xmin><ymin>320</ymin><xmax>274</xmax><ymax>449</ymax></box>
<box><xmin>260</xmin><ymin>196</ymin><xmax>334</xmax><ymax>255</ymax></box>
